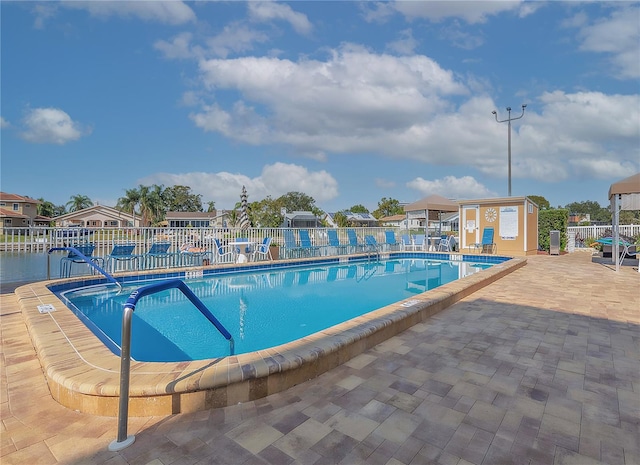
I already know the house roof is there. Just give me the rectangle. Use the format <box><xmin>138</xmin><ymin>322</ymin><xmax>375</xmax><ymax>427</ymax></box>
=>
<box><xmin>0</xmin><ymin>208</ymin><xmax>28</xmax><ymax>219</ymax></box>
<box><xmin>379</xmin><ymin>214</ymin><xmax>406</xmax><ymax>222</ymax></box>
<box><xmin>0</xmin><ymin>192</ymin><xmax>42</xmax><ymax>204</ymax></box>
<box><xmin>54</xmin><ymin>204</ymin><xmax>135</xmax><ymax>221</ymax></box>
<box><xmin>404</xmin><ymin>194</ymin><xmax>458</xmax><ymax>213</ymax></box>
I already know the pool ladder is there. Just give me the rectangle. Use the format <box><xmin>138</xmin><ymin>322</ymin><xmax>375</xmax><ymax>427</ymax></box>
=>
<box><xmin>47</xmin><ymin>246</ymin><xmax>122</xmax><ymax>291</ymax></box>
<box><xmin>109</xmin><ymin>279</ymin><xmax>234</xmax><ymax>452</ymax></box>
<box><xmin>364</xmin><ymin>235</ymin><xmax>381</xmax><ymax>264</ymax></box>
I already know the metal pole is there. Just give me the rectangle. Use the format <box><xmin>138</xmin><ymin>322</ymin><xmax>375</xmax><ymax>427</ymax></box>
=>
<box><xmin>108</xmin><ymin>306</ymin><xmax>136</xmax><ymax>451</ymax></box>
<box><xmin>492</xmin><ymin>104</ymin><xmax>526</xmax><ymax>197</ymax></box>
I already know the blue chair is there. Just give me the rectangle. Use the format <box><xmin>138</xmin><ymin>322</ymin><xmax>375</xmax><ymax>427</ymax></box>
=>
<box><xmin>480</xmin><ymin>227</ymin><xmax>496</xmax><ymax>254</ymax></box>
<box><xmin>412</xmin><ymin>234</ymin><xmax>426</xmax><ymax>251</ymax></box>
<box><xmin>251</xmin><ymin>237</ymin><xmax>273</xmax><ymax>261</ymax></box>
<box><xmin>213</xmin><ymin>238</ymin><xmax>235</xmax><ymax>264</ymax></box>
<box><xmin>143</xmin><ymin>242</ymin><xmax>175</xmax><ymax>269</ymax></box>
<box><xmin>283</xmin><ymin>229</ymin><xmax>303</xmax><ymax>259</ymax></box>
<box><xmin>347</xmin><ymin>229</ymin><xmax>365</xmax><ymax>253</ymax></box>
<box><xmin>327</xmin><ymin>230</ymin><xmax>348</xmax><ymax>255</ymax></box>
<box><xmin>299</xmin><ymin>229</ymin><xmax>321</xmax><ymax>257</ymax></box>
<box><xmin>60</xmin><ymin>243</ymin><xmax>104</xmax><ymax>277</ymax></box>
<box><xmin>106</xmin><ymin>244</ymin><xmax>138</xmax><ymax>272</ymax></box>
<box><xmin>384</xmin><ymin>231</ymin><xmax>399</xmax><ymax>251</ymax></box>
<box><xmin>401</xmin><ymin>234</ymin><xmax>412</xmax><ymax>251</ymax></box>
<box><xmin>365</xmin><ymin>235</ymin><xmax>382</xmax><ymax>255</ymax></box>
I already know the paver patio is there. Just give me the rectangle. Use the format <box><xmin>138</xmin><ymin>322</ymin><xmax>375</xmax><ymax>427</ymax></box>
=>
<box><xmin>1</xmin><ymin>249</ymin><xmax>638</xmax><ymax>465</ymax></box>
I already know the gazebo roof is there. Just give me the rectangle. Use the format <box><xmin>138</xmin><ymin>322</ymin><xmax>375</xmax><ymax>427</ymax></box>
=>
<box><xmin>404</xmin><ymin>194</ymin><xmax>458</xmax><ymax>213</ymax></box>
<box><xmin>608</xmin><ymin>173</ymin><xmax>640</xmax><ymax>199</ymax></box>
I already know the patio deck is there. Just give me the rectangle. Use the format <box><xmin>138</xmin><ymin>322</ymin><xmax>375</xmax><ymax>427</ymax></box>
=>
<box><xmin>1</xmin><ymin>249</ymin><xmax>638</xmax><ymax>465</ymax></box>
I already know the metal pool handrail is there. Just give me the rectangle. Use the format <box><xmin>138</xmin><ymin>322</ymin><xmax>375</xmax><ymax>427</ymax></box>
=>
<box><xmin>47</xmin><ymin>246</ymin><xmax>122</xmax><ymax>292</ymax></box>
<box><xmin>110</xmin><ymin>279</ymin><xmax>234</xmax><ymax>451</ymax></box>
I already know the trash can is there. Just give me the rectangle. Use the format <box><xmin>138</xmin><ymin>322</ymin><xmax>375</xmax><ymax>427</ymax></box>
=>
<box><xmin>550</xmin><ymin>230</ymin><xmax>560</xmax><ymax>255</ymax></box>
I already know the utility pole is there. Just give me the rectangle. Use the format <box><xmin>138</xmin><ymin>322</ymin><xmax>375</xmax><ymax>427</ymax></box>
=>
<box><xmin>492</xmin><ymin>104</ymin><xmax>526</xmax><ymax>196</ymax></box>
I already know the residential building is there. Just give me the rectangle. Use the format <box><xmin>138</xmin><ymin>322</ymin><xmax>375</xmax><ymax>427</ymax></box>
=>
<box><xmin>54</xmin><ymin>205</ymin><xmax>144</xmax><ymax>228</ymax></box>
<box><xmin>324</xmin><ymin>211</ymin><xmax>378</xmax><ymax>228</ymax></box>
<box><xmin>165</xmin><ymin>211</ymin><xmax>229</xmax><ymax>228</ymax></box>
<box><xmin>0</xmin><ymin>192</ymin><xmax>51</xmax><ymax>234</ymax></box>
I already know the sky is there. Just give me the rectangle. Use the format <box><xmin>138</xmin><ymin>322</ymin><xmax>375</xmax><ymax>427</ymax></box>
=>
<box><xmin>1</xmin><ymin>1</ymin><xmax>639</xmax><ymax>213</ymax></box>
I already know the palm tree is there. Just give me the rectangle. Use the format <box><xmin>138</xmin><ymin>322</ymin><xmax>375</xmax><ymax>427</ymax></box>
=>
<box><xmin>116</xmin><ymin>188</ymin><xmax>140</xmax><ymax>226</ymax></box>
<box><xmin>66</xmin><ymin>194</ymin><xmax>93</xmax><ymax>212</ymax></box>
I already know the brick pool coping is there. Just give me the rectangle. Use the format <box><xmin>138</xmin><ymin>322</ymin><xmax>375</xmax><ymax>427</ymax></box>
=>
<box><xmin>15</xmin><ymin>254</ymin><xmax>526</xmax><ymax>417</ymax></box>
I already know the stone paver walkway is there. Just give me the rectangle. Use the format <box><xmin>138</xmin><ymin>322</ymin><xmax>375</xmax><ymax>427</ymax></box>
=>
<box><xmin>1</xmin><ymin>250</ymin><xmax>638</xmax><ymax>465</ymax></box>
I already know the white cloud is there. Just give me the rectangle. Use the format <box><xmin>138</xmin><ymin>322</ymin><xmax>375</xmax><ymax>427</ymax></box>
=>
<box><xmin>20</xmin><ymin>108</ymin><xmax>88</xmax><ymax>144</ymax></box>
<box><xmin>386</xmin><ymin>29</ymin><xmax>418</xmax><ymax>55</ymax></box>
<box><xmin>407</xmin><ymin>176</ymin><xmax>497</xmax><ymax>200</ymax></box>
<box><xmin>154</xmin><ymin>32</ymin><xmax>199</xmax><ymax>60</ymax></box>
<box><xmin>0</xmin><ymin>117</ymin><xmax>9</xmax><ymax>129</ymax></box>
<box><xmin>247</xmin><ymin>1</ymin><xmax>313</xmax><ymax>35</ymax></box>
<box><xmin>391</xmin><ymin>1</ymin><xmax>525</xmax><ymax>24</ymax></box>
<box><xmin>205</xmin><ymin>23</ymin><xmax>270</xmax><ymax>58</ymax></box>
<box><xmin>61</xmin><ymin>0</ymin><xmax>196</xmax><ymax>25</ymax></box>
<box><xmin>188</xmin><ymin>48</ymin><xmax>638</xmax><ymax>188</ymax></box>
<box><xmin>573</xmin><ymin>5</ymin><xmax>640</xmax><ymax>79</ymax></box>
<box><xmin>139</xmin><ymin>162</ymin><xmax>338</xmax><ymax>208</ymax></box>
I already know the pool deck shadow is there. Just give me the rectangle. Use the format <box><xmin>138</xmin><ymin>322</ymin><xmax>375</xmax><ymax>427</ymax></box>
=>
<box><xmin>2</xmin><ymin>249</ymin><xmax>639</xmax><ymax>464</ymax></box>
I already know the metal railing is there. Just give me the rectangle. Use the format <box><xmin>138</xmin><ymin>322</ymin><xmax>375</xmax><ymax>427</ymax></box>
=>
<box><xmin>47</xmin><ymin>247</ymin><xmax>122</xmax><ymax>291</ymax></box>
<box><xmin>109</xmin><ymin>279</ymin><xmax>234</xmax><ymax>451</ymax></box>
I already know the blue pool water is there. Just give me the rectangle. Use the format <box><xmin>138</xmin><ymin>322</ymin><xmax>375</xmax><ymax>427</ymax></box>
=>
<box><xmin>58</xmin><ymin>258</ymin><xmax>493</xmax><ymax>362</ymax></box>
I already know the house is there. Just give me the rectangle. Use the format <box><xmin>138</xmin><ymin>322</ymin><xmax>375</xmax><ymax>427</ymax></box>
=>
<box><xmin>0</xmin><ymin>192</ymin><xmax>51</xmax><ymax>234</ymax></box>
<box><xmin>54</xmin><ymin>204</ymin><xmax>144</xmax><ymax>228</ymax></box>
<box><xmin>324</xmin><ymin>211</ymin><xmax>378</xmax><ymax>228</ymax></box>
<box><xmin>165</xmin><ymin>211</ymin><xmax>228</xmax><ymax>228</ymax></box>
<box><xmin>282</xmin><ymin>211</ymin><xmax>322</xmax><ymax>228</ymax></box>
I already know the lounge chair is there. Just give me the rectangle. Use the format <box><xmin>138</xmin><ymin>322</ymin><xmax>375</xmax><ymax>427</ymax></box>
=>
<box><xmin>213</xmin><ymin>238</ymin><xmax>235</xmax><ymax>264</ymax></box>
<box><xmin>251</xmin><ymin>237</ymin><xmax>273</xmax><ymax>261</ymax></box>
<box><xmin>596</xmin><ymin>237</ymin><xmax>638</xmax><ymax>269</ymax></box>
<box><xmin>384</xmin><ymin>231</ymin><xmax>399</xmax><ymax>251</ymax></box>
<box><xmin>283</xmin><ymin>229</ymin><xmax>304</xmax><ymax>259</ymax></box>
<box><xmin>480</xmin><ymin>227</ymin><xmax>496</xmax><ymax>254</ymax></box>
<box><xmin>327</xmin><ymin>230</ymin><xmax>349</xmax><ymax>255</ymax></box>
<box><xmin>106</xmin><ymin>244</ymin><xmax>138</xmax><ymax>272</ymax></box>
<box><xmin>180</xmin><ymin>242</ymin><xmax>212</xmax><ymax>266</ymax></box>
<box><xmin>347</xmin><ymin>229</ymin><xmax>365</xmax><ymax>253</ymax></box>
<box><xmin>401</xmin><ymin>234</ymin><xmax>412</xmax><ymax>251</ymax></box>
<box><xmin>60</xmin><ymin>243</ymin><xmax>104</xmax><ymax>278</ymax></box>
<box><xmin>299</xmin><ymin>229</ymin><xmax>321</xmax><ymax>257</ymax></box>
<box><xmin>143</xmin><ymin>242</ymin><xmax>175</xmax><ymax>269</ymax></box>
<box><xmin>365</xmin><ymin>235</ymin><xmax>381</xmax><ymax>252</ymax></box>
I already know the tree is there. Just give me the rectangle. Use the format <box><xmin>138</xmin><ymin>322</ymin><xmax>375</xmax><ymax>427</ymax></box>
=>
<box><xmin>278</xmin><ymin>192</ymin><xmax>317</xmax><ymax>213</ymax></box>
<box><xmin>37</xmin><ymin>198</ymin><xmax>57</xmax><ymax>218</ymax></box>
<box><xmin>527</xmin><ymin>195</ymin><xmax>550</xmax><ymax>210</ymax></box>
<box><xmin>163</xmin><ymin>185</ymin><xmax>203</xmax><ymax>213</ymax></box>
<box><xmin>66</xmin><ymin>194</ymin><xmax>93</xmax><ymax>212</ymax></box>
<box><xmin>333</xmin><ymin>211</ymin><xmax>348</xmax><ymax>227</ymax></box>
<box><xmin>349</xmin><ymin>204</ymin><xmax>369</xmax><ymax>213</ymax></box>
<box><xmin>116</xmin><ymin>187</ymin><xmax>141</xmax><ymax>226</ymax></box>
<box><xmin>206</xmin><ymin>201</ymin><xmax>216</xmax><ymax>212</ymax></box>
<box><xmin>249</xmin><ymin>196</ymin><xmax>282</xmax><ymax>228</ymax></box>
<box><xmin>565</xmin><ymin>200</ymin><xmax>611</xmax><ymax>223</ymax></box>
<box><xmin>372</xmin><ymin>197</ymin><xmax>404</xmax><ymax>219</ymax></box>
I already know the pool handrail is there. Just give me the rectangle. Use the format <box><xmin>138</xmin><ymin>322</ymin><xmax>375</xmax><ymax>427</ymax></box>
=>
<box><xmin>47</xmin><ymin>246</ymin><xmax>122</xmax><ymax>292</ymax></box>
<box><xmin>111</xmin><ymin>278</ymin><xmax>234</xmax><ymax>451</ymax></box>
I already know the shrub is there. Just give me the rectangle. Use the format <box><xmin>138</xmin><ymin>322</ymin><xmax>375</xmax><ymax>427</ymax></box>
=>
<box><xmin>539</xmin><ymin>209</ymin><xmax>568</xmax><ymax>252</ymax></box>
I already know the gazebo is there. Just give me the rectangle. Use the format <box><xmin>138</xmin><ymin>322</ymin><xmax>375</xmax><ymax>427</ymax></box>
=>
<box><xmin>608</xmin><ymin>173</ymin><xmax>640</xmax><ymax>271</ymax></box>
<box><xmin>403</xmin><ymin>194</ymin><xmax>458</xmax><ymax>236</ymax></box>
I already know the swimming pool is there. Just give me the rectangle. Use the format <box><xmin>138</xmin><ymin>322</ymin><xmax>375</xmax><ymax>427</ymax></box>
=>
<box><xmin>19</xmin><ymin>252</ymin><xmax>524</xmax><ymax>415</ymax></box>
<box><xmin>59</xmin><ymin>259</ymin><xmax>493</xmax><ymax>362</ymax></box>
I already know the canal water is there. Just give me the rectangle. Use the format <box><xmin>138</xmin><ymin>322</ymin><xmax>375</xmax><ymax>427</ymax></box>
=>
<box><xmin>0</xmin><ymin>251</ymin><xmax>81</xmax><ymax>293</ymax></box>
